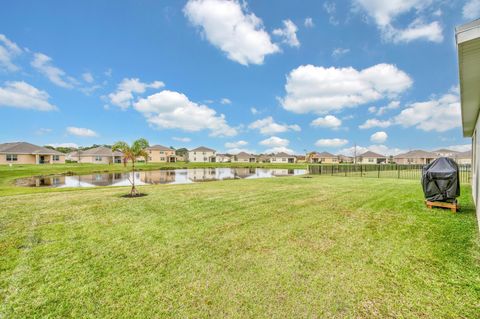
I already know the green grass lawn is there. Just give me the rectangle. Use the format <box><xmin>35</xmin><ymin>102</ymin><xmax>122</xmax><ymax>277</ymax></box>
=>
<box><xmin>0</xmin><ymin>172</ymin><xmax>479</xmax><ymax>318</ymax></box>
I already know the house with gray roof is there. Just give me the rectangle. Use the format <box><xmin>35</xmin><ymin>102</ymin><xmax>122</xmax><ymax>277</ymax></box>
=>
<box><xmin>188</xmin><ymin>146</ymin><xmax>217</xmax><ymax>163</ymax></box>
<box><xmin>0</xmin><ymin>142</ymin><xmax>65</xmax><ymax>165</ymax></box>
<box><xmin>232</xmin><ymin>152</ymin><xmax>256</xmax><ymax>163</ymax></box>
<box><xmin>257</xmin><ymin>154</ymin><xmax>272</xmax><ymax>163</ymax></box>
<box><xmin>215</xmin><ymin>153</ymin><xmax>232</xmax><ymax>163</ymax></box>
<box><xmin>358</xmin><ymin>151</ymin><xmax>387</xmax><ymax>164</ymax></box>
<box><xmin>309</xmin><ymin>151</ymin><xmax>338</xmax><ymax>164</ymax></box>
<box><xmin>270</xmin><ymin>152</ymin><xmax>296</xmax><ymax>163</ymax></box>
<box><xmin>432</xmin><ymin>149</ymin><xmax>459</xmax><ymax>158</ymax></box>
<box><xmin>393</xmin><ymin>150</ymin><xmax>437</xmax><ymax>165</ymax></box>
<box><xmin>338</xmin><ymin>154</ymin><xmax>354</xmax><ymax>163</ymax></box>
<box><xmin>453</xmin><ymin>150</ymin><xmax>472</xmax><ymax>165</ymax></box>
<box><xmin>67</xmin><ymin>146</ymin><xmax>124</xmax><ymax>164</ymax></box>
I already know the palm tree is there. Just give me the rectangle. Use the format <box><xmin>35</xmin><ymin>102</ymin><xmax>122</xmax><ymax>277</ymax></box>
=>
<box><xmin>112</xmin><ymin>138</ymin><xmax>149</xmax><ymax>196</ymax></box>
<box><xmin>305</xmin><ymin>151</ymin><xmax>316</xmax><ymax>163</ymax></box>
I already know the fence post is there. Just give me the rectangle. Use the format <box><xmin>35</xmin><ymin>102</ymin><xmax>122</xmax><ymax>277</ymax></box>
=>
<box><xmin>360</xmin><ymin>165</ymin><xmax>363</xmax><ymax>177</ymax></box>
<box><xmin>378</xmin><ymin>164</ymin><xmax>380</xmax><ymax>178</ymax></box>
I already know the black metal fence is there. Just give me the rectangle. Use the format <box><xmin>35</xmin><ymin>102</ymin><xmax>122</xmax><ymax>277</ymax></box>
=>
<box><xmin>308</xmin><ymin>164</ymin><xmax>472</xmax><ymax>184</ymax></box>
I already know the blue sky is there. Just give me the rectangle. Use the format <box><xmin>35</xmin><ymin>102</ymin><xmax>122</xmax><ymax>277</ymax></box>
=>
<box><xmin>0</xmin><ymin>0</ymin><xmax>477</xmax><ymax>155</ymax></box>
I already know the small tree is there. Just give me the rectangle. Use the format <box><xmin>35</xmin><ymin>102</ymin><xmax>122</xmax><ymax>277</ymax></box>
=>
<box><xmin>305</xmin><ymin>151</ymin><xmax>316</xmax><ymax>163</ymax></box>
<box><xmin>112</xmin><ymin>138</ymin><xmax>149</xmax><ymax>196</ymax></box>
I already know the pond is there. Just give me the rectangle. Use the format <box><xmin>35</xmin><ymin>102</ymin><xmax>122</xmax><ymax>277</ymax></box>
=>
<box><xmin>16</xmin><ymin>168</ymin><xmax>307</xmax><ymax>188</ymax></box>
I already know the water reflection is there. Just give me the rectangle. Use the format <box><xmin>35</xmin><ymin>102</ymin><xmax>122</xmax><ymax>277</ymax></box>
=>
<box><xmin>17</xmin><ymin>168</ymin><xmax>306</xmax><ymax>188</ymax></box>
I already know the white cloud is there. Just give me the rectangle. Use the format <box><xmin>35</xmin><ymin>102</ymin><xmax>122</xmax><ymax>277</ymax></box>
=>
<box><xmin>184</xmin><ymin>0</ymin><xmax>280</xmax><ymax>65</ymax></box>
<box><xmin>323</xmin><ymin>2</ymin><xmax>339</xmax><ymax>25</ymax></box>
<box><xmin>250</xmin><ymin>107</ymin><xmax>259</xmax><ymax>115</ymax></box>
<box><xmin>368</xmin><ymin>100</ymin><xmax>400</xmax><ymax>116</ymax></box>
<box><xmin>359</xmin><ymin>118</ymin><xmax>392</xmax><ymax>129</ymax></box>
<box><xmin>173</xmin><ymin>137</ymin><xmax>192</xmax><ymax>143</ymax></box>
<box><xmin>370</xmin><ymin>131</ymin><xmax>388</xmax><ymax>143</ymax></box>
<box><xmin>354</xmin><ymin>0</ymin><xmax>431</xmax><ymax>27</ymax></box>
<box><xmin>463</xmin><ymin>0</ymin><xmax>480</xmax><ymax>20</ymax></box>
<box><xmin>31</xmin><ymin>53</ymin><xmax>78</xmax><ymax>88</ymax></box>
<box><xmin>66</xmin><ymin>126</ymin><xmax>98</xmax><ymax>137</ymax></box>
<box><xmin>82</xmin><ymin>72</ymin><xmax>94</xmax><ymax>83</ymax></box>
<box><xmin>451</xmin><ymin>85</ymin><xmax>460</xmax><ymax>95</ymax></box>
<box><xmin>224</xmin><ymin>142</ymin><xmax>255</xmax><ymax>154</ymax></box>
<box><xmin>315</xmin><ymin>138</ymin><xmax>348</xmax><ymax>148</ymax></box>
<box><xmin>0</xmin><ymin>81</ymin><xmax>56</xmax><ymax>111</ymax></box>
<box><xmin>375</xmin><ymin>100</ymin><xmax>400</xmax><ymax>115</ymax></box>
<box><xmin>282</xmin><ymin>63</ymin><xmax>412</xmax><ymax>114</ymax></box>
<box><xmin>273</xmin><ymin>19</ymin><xmax>300</xmax><ymax>47</ymax></box>
<box><xmin>339</xmin><ymin>145</ymin><xmax>368</xmax><ymax>157</ymax></box>
<box><xmin>433</xmin><ymin>9</ymin><xmax>442</xmax><ymax>17</ymax></box>
<box><xmin>394</xmin><ymin>92</ymin><xmax>461</xmax><ymax>132</ymax></box>
<box><xmin>47</xmin><ymin>142</ymin><xmax>79</xmax><ymax>149</ymax></box>
<box><xmin>260</xmin><ymin>136</ymin><xmax>289</xmax><ymax>147</ymax></box>
<box><xmin>383</xmin><ymin>20</ymin><xmax>443</xmax><ymax>43</ymax></box>
<box><xmin>226</xmin><ymin>147</ymin><xmax>256</xmax><ymax>154</ymax></box>
<box><xmin>311</xmin><ymin>115</ymin><xmax>342</xmax><ymax>129</ymax></box>
<box><xmin>249</xmin><ymin>116</ymin><xmax>301</xmax><ymax>135</ymax></box>
<box><xmin>220</xmin><ymin>98</ymin><xmax>231</xmax><ymax>104</ymax></box>
<box><xmin>332</xmin><ymin>47</ymin><xmax>350</xmax><ymax>58</ymax></box>
<box><xmin>260</xmin><ymin>136</ymin><xmax>293</xmax><ymax>154</ymax></box>
<box><xmin>354</xmin><ymin>0</ymin><xmax>443</xmax><ymax>43</ymax></box>
<box><xmin>304</xmin><ymin>17</ymin><xmax>314</xmax><ymax>28</ymax></box>
<box><xmin>80</xmin><ymin>84</ymin><xmax>102</xmax><ymax>96</ymax></box>
<box><xmin>108</xmin><ymin>78</ymin><xmax>165</xmax><ymax>109</ymax></box>
<box><xmin>225</xmin><ymin>140</ymin><xmax>248</xmax><ymax>148</ymax></box>
<box><xmin>366</xmin><ymin>144</ymin><xmax>405</xmax><ymax>156</ymax></box>
<box><xmin>339</xmin><ymin>144</ymin><xmax>405</xmax><ymax>156</ymax></box>
<box><xmin>265</xmin><ymin>146</ymin><xmax>295</xmax><ymax>154</ymax></box>
<box><xmin>0</xmin><ymin>34</ymin><xmax>22</xmax><ymax>72</ymax></box>
<box><xmin>134</xmin><ymin>90</ymin><xmax>237</xmax><ymax>137</ymax></box>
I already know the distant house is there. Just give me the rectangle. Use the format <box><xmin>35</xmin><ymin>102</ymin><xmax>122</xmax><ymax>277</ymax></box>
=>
<box><xmin>432</xmin><ymin>149</ymin><xmax>459</xmax><ymax>158</ymax></box>
<box><xmin>393</xmin><ymin>150</ymin><xmax>437</xmax><ymax>165</ymax></box>
<box><xmin>295</xmin><ymin>155</ymin><xmax>306</xmax><ymax>163</ymax></box>
<box><xmin>309</xmin><ymin>151</ymin><xmax>338</xmax><ymax>164</ymax></box>
<box><xmin>145</xmin><ymin>145</ymin><xmax>176</xmax><ymax>162</ymax></box>
<box><xmin>68</xmin><ymin>146</ymin><xmax>123</xmax><ymax>164</ymax></box>
<box><xmin>0</xmin><ymin>142</ymin><xmax>65</xmax><ymax>165</ymax></box>
<box><xmin>270</xmin><ymin>152</ymin><xmax>296</xmax><ymax>163</ymax></box>
<box><xmin>216</xmin><ymin>153</ymin><xmax>232</xmax><ymax>163</ymax></box>
<box><xmin>257</xmin><ymin>154</ymin><xmax>271</xmax><ymax>163</ymax></box>
<box><xmin>358</xmin><ymin>151</ymin><xmax>386</xmax><ymax>164</ymax></box>
<box><xmin>338</xmin><ymin>155</ymin><xmax>354</xmax><ymax>163</ymax></box>
<box><xmin>453</xmin><ymin>150</ymin><xmax>472</xmax><ymax>165</ymax></box>
<box><xmin>232</xmin><ymin>152</ymin><xmax>256</xmax><ymax>163</ymax></box>
<box><xmin>188</xmin><ymin>146</ymin><xmax>216</xmax><ymax>163</ymax></box>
